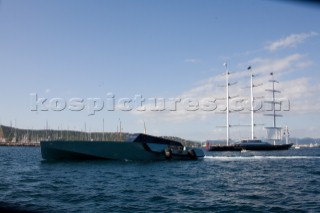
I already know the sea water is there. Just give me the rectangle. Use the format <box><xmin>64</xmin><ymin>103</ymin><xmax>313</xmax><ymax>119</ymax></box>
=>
<box><xmin>0</xmin><ymin>146</ymin><xmax>319</xmax><ymax>212</ymax></box>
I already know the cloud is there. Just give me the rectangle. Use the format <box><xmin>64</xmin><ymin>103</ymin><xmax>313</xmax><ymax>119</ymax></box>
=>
<box><xmin>248</xmin><ymin>54</ymin><xmax>308</xmax><ymax>75</ymax></box>
<box><xmin>244</xmin><ymin>55</ymin><xmax>320</xmax><ymax>113</ymax></box>
<box><xmin>265</xmin><ymin>32</ymin><xmax>318</xmax><ymax>51</ymax></box>
<box><xmin>280</xmin><ymin>78</ymin><xmax>320</xmax><ymax>113</ymax></box>
<box><xmin>130</xmin><ymin>53</ymin><xmax>317</xmax><ymax>125</ymax></box>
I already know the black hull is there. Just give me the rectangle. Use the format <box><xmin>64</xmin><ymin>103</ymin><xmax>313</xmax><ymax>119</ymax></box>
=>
<box><xmin>241</xmin><ymin>143</ymin><xmax>293</xmax><ymax>151</ymax></box>
<box><xmin>208</xmin><ymin>145</ymin><xmax>242</xmax><ymax>151</ymax></box>
<box><xmin>208</xmin><ymin>143</ymin><xmax>293</xmax><ymax>152</ymax></box>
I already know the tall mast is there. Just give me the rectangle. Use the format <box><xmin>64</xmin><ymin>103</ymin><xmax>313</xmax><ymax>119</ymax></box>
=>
<box><xmin>222</xmin><ymin>62</ymin><xmax>238</xmax><ymax>145</ymax></box>
<box><xmin>224</xmin><ymin>63</ymin><xmax>230</xmax><ymax>146</ymax></box>
<box><xmin>265</xmin><ymin>72</ymin><xmax>281</xmax><ymax>145</ymax></box>
<box><xmin>249</xmin><ymin>66</ymin><xmax>254</xmax><ymax>140</ymax></box>
<box><xmin>271</xmin><ymin>73</ymin><xmax>276</xmax><ymax>128</ymax></box>
<box><xmin>270</xmin><ymin>72</ymin><xmax>277</xmax><ymax>144</ymax></box>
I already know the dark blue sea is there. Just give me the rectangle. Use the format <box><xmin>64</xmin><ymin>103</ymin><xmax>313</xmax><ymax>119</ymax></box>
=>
<box><xmin>0</xmin><ymin>147</ymin><xmax>319</xmax><ymax>213</ymax></box>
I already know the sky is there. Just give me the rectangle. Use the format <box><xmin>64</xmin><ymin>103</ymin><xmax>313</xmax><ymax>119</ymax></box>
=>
<box><xmin>0</xmin><ymin>0</ymin><xmax>320</xmax><ymax>141</ymax></box>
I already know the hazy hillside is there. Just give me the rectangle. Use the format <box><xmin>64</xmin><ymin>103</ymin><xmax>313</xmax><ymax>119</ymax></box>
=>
<box><xmin>0</xmin><ymin>125</ymin><xmax>201</xmax><ymax>147</ymax></box>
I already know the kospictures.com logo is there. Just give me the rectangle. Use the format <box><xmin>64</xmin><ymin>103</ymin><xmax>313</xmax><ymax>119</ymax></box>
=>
<box><xmin>30</xmin><ymin>93</ymin><xmax>290</xmax><ymax>116</ymax></box>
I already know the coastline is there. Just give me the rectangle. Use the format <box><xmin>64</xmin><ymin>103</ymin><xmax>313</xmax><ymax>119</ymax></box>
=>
<box><xmin>0</xmin><ymin>142</ymin><xmax>40</xmax><ymax>147</ymax></box>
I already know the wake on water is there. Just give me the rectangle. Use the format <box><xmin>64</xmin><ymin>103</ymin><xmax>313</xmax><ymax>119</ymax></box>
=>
<box><xmin>204</xmin><ymin>155</ymin><xmax>320</xmax><ymax>161</ymax></box>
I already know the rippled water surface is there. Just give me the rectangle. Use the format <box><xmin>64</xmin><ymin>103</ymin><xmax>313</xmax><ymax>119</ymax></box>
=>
<box><xmin>1</xmin><ymin>147</ymin><xmax>319</xmax><ymax>212</ymax></box>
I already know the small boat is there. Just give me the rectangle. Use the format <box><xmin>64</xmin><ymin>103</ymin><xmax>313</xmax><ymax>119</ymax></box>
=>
<box><xmin>40</xmin><ymin>133</ymin><xmax>204</xmax><ymax>161</ymax></box>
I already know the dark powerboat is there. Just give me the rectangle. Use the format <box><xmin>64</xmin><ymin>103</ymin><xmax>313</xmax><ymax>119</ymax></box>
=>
<box><xmin>40</xmin><ymin>133</ymin><xmax>204</xmax><ymax>161</ymax></box>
